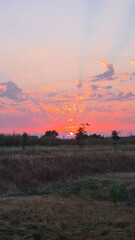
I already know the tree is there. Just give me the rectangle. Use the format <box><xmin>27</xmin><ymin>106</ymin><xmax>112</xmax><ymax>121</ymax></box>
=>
<box><xmin>22</xmin><ymin>132</ymin><xmax>28</xmax><ymax>149</ymax></box>
<box><xmin>111</xmin><ymin>130</ymin><xmax>120</xmax><ymax>148</ymax></box>
<box><xmin>44</xmin><ymin>130</ymin><xmax>58</xmax><ymax>138</ymax></box>
<box><xmin>111</xmin><ymin>130</ymin><xmax>120</xmax><ymax>141</ymax></box>
<box><xmin>75</xmin><ymin>123</ymin><xmax>89</xmax><ymax>140</ymax></box>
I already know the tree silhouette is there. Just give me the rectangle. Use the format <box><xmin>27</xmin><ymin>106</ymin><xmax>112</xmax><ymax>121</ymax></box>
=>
<box><xmin>111</xmin><ymin>130</ymin><xmax>120</xmax><ymax>148</ymax></box>
<box><xmin>45</xmin><ymin>130</ymin><xmax>58</xmax><ymax>138</ymax></box>
<box><xmin>75</xmin><ymin>123</ymin><xmax>89</xmax><ymax>140</ymax></box>
<box><xmin>22</xmin><ymin>132</ymin><xmax>28</xmax><ymax>149</ymax></box>
<box><xmin>111</xmin><ymin>130</ymin><xmax>120</xmax><ymax>141</ymax></box>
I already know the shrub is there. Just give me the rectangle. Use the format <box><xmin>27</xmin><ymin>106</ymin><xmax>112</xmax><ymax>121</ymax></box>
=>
<box><xmin>108</xmin><ymin>184</ymin><xmax>126</xmax><ymax>202</ymax></box>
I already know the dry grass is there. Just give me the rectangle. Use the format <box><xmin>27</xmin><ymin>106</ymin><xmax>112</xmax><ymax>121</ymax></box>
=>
<box><xmin>0</xmin><ymin>184</ymin><xmax>135</xmax><ymax>239</ymax></box>
<box><xmin>0</xmin><ymin>145</ymin><xmax>135</xmax><ymax>194</ymax></box>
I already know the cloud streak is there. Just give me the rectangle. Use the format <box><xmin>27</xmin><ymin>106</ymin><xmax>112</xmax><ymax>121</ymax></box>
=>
<box><xmin>106</xmin><ymin>91</ymin><xmax>135</xmax><ymax>102</ymax></box>
<box><xmin>92</xmin><ymin>60</ymin><xmax>115</xmax><ymax>82</ymax></box>
<box><xmin>91</xmin><ymin>84</ymin><xmax>112</xmax><ymax>91</ymax></box>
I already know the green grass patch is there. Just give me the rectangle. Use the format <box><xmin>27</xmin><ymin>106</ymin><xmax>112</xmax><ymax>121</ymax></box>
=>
<box><xmin>108</xmin><ymin>184</ymin><xmax>126</xmax><ymax>202</ymax></box>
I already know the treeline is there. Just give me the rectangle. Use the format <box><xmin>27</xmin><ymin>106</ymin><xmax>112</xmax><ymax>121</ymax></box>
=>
<box><xmin>0</xmin><ymin>132</ymin><xmax>135</xmax><ymax>147</ymax></box>
<box><xmin>0</xmin><ymin>132</ymin><xmax>102</xmax><ymax>147</ymax></box>
<box><xmin>0</xmin><ymin>133</ymin><xmax>59</xmax><ymax>147</ymax></box>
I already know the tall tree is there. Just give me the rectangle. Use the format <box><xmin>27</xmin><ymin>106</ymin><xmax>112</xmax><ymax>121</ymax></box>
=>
<box><xmin>111</xmin><ymin>130</ymin><xmax>120</xmax><ymax>141</ymax></box>
<box><xmin>22</xmin><ymin>132</ymin><xmax>28</xmax><ymax>149</ymax></box>
<box><xmin>75</xmin><ymin>123</ymin><xmax>89</xmax><ymax>140</ymax></box>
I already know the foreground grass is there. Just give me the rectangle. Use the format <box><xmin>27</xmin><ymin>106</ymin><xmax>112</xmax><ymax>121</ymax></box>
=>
<box><xmin>0</xmin><ymin>173</ymin><xmax>135</xmax><ymax>240</ymax></box>
<box><xmin>0</xmin><ymin>146</ymin><xmax>135</xmax><ymax>239</ymax></box>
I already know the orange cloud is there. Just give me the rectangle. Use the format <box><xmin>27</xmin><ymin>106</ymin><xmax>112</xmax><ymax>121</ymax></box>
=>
<box><xmin>117</xmin><ymin>86</ymin><xmax>135</xmax><ymax>93</ymax></box>
<box><xmin>129</xmin><ymin>61</ymin><xmax>135</xmax><ymax>66</ymax></box>
<box><xmin>101</xmin><ymin>60</ymin><xmax>111</xmax><ymax>69</ymax></box>
<box><xmin>0</xmin><ymin>85</ymin><xmax>6</xmax><ymax>90</ymax></box>
<box><xmin>120</xmin><ymin>73</ymin><xmax>128</xmax><ymax>79</ymax></box>
<box><xmin>42</xmin><ymin>86</ymin><xmax>53</xmax><ymax>90</ymax></box>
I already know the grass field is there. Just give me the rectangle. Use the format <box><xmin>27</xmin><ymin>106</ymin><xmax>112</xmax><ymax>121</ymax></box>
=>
<box><xmin>0</xmin><ymin>145</ymin><xmax>135</xmax><ymax>239</ymax></box>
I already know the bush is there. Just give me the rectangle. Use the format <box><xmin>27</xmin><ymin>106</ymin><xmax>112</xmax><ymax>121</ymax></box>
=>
<box><xmin>108</xmin><ymin>184</ymin><xmax>126</xmax><ymax>202</ymax></box>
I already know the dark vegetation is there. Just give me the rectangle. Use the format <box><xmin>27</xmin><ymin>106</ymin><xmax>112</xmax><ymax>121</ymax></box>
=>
<box><xmin>0</xmin><ymin>129</ymin><xmax>135</xmax><ymax>147</ymax></box>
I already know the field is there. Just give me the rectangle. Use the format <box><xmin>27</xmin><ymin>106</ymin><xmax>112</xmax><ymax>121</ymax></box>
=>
<box><xmin>0</xmin><ymin>145</ymin><xmax>135</xmax><ymax>239</ymax></box>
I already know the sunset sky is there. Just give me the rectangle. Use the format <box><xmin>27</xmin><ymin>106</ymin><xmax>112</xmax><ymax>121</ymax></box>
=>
<box><xmin>0</xmin><ymin>0</ymin><xmax>135</xmax><ymax>136</ymax></box>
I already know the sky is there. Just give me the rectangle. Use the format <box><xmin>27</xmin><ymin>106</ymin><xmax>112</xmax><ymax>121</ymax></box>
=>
<box><xmin>0</xmin><ymin>0</ymin><xmax>135</xmax><ymax>136</ymax></box>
